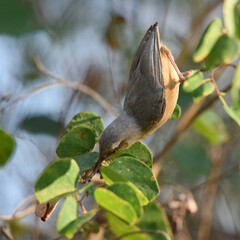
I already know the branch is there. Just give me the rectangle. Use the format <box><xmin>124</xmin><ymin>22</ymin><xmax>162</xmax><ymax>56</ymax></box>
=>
<box><xmin>1</xmin><ymin>56</ymin><xmax>118</xmax><ymax>117</ymax></box>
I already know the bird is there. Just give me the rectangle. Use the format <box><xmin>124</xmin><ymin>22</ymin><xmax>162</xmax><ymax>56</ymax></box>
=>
<box><xmin>85</xmin><ymin>22</ymin><xmax>185</xmax><ymax>181</ymax></box>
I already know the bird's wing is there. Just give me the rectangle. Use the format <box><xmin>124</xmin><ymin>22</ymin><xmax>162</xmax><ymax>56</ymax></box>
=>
<box><xmin>123</xmin><ymin>22</ymin><xmax>166</xmax><ymax>131</ymax></box>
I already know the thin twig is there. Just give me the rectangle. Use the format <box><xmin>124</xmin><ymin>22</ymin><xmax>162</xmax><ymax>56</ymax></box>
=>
<box><xmin>210</xmin><ymin>71</ymin><xmax>221</xmax><ymax>95</ymax></box>
<box><xmin>1</xmin><ymin>56</ymin><xmax>118</xmax><ymax>117</ymax></box>
<box><xmin>114</xmin><ymin>229</ymin><xmax>171</xmax><ymax>240</ymax></box>
<box><xmin>0</xmin><ymin>204</ymin><xmax>37</xmax><ymax>221</ymax></box>
<box><xmin>13</xmin><ymin>195</ymin><xmax>36</xmax><ymax>216</ymax></box>
<box><xmin>79</xmin><ymin>192</ymin><xmax>88</xmax><ymax>214</ymax></box>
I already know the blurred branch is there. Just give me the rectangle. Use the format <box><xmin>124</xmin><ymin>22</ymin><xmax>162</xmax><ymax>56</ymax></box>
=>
<box><xmin>1</xmin><ymin>56</ymin><xmax>118</xmax><ymax>117</ymax></box>
<box><xmin>0</xmin><ymin>195</ymin><xmax>36</xmax><ymax>221</ymax></box>
<box><xmin>197</xmin><ymin>146</ymin><xmax>226</xmax><ymax>240</ymax></box>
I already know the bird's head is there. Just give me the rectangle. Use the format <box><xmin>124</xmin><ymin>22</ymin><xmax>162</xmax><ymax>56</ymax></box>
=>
<box><xmin>98</xmin><ymin>114</ymin><xmax>142</xmax><ymax>160</ymax></box>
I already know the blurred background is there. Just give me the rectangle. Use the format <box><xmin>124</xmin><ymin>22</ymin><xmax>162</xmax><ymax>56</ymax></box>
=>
<box><xmin>0</xmin><ymin>0</ymin><xmax>240</xmax><ymax>239</ymax></box>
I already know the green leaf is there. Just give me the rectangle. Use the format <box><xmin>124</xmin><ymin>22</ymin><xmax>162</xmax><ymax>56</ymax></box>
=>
<box><xmin>137</xmin><ymin>202</ymin><xmax>173</xmax><ymax>240</ymax></box>
<box><xmin>103</xmin><ymin>157</ymin><xmax>160</xmax><ymax>202</ymax></box>
<box><xmin>193</xmin><ymin>81</ymin><xmax>215</xmax><ymax>103</ymax></box>
<box><xmin>169</xmin><ymin>104</ymin><xmax>181</xmax><ymax>119</ymax></box>
<box><xmin>56</xmin><ymin>126</ymin><xmax>95</xmax><ymax>158</ymax></box>
<box><xmin>106</xmin><ymin>212</ymin><xmax>151</xmax><ymax>240</ymax></box>
<box><xmin>74</xmin><ymin>152</ymin><xmax>99</xmax><ymax>173</ymax></box>
<box><xmin>182</xmin><ymin>71</ymin><xmax>206</xmax><ymax>93</ymax></box>
<box><xmin>223</xmin><ymin>0</ymin><xmax>238</xmax><ymax>37</ymax></box>
<box><xmin>0</xmin><ymin>0</ymin><xmax>38</xmax><ymax>35</ymax></box>
<box><xmin>113</xmin><ymin>141</ymin><xmax>153</xmax><ymax>168</ymax></box>
<box><xmin>35</xmin><ymin>159</ymin><xmax>80</xmax><ymax>203</ymax></box>
<box><xmin>234</xmin><ymin>3</ymin><xmax>240</xmax><ymax>39</ymax></box>
<box><xmin>205</xmin><ymin>34</ymin><xmax>240</xmax><ymax>70</ymax></box>
<box><xmin>65</xmin><ymin>112</ymin><xmax>104</xmax><ymax>141</ymax></box>
<box><xmin>94</xmin><ymin>188</ymin><xmax>138</xmax><ymax>224</ymax></box>
<box><xmin>192</xmin><ymin>110</ymin><xmax>229</xmax><ymax>145</ymax></box>
<box><xmin>19</xmin><ymin>115</ymin><xmax>63</xmax><ymax>136</ymax></box>
<box><xmin>57</xmin><ymin>203</ymin><xmax>98</xmax><ymax>239</ymax></box>
<box><xmin>0</xmin><ymin>129</ymin><xmax>15</xmax><ymax>167</ymax></box>
<box><xmin>231</xmin><ymin>60</ymin><xmax>240</xmax><ymax>102</ymax></box>
<box><xmin>108</xmin><ymin>183</ymin><xmax>143</xmax><ymax>219</ymax></box>
<box><xmin>57</xmin><ymin>197</ymin><xmax>78</xmax><ymax>237</ymax></box>
<box><xmin>223</xmin><ymin>104</ymin><xmax>240</xmax><ymax>125</ymax></box>
<box><xmin>193</xmin><ymin>18</ymin><xmax>222</xmax><ymax>62</ymax></box>
<box><xmin>101</xmin><ymin>166</ymin><xmax>149</xmax><ymax>206</ymax></box>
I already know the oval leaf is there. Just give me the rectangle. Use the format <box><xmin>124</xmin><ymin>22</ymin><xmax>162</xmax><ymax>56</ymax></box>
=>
<box><xmin>35</xmin><ymin>159</ymin><xmax>79</xmax><ymax>203</ymax></box>
<box><xmin>192</xmin><ymin>110</ymin><xmax>229</xmax><ymax>144</ymax></box>
<box><xmin>57</xmin><ymin>197</ymin><xmax>78</xmax><ymax>237</ymax></box>
<box><xmin>56</xmin><ymin>126</ymin><xmax>95</xmax><ymax>158</ymax></box>
<box><xmin>105</xmin><ymin>157</ymin><xmax>160</xmax><ymax>202</ymax></box>
<box><xmin>106</xmin><ymin>212</ymin><xmax>151</xmax><ymax>240</ymax></box>
<box><xmin>94</xmin><ymin>188</ymin><xmax>138</xmax><ymax>224</ymax></box>
<box><xmin>57</xmin><ymin>197</ymin><xmax>97</xmax><ymax>239</ymax></box>
<box><xmin>193</xmin><ymin>81</ymin><xmax>215</xmax><ymax>103</ymax></box>
<box><xmin>137</xmin><ymin>201</ymin><xmax>173</xmax><ymax>240</ymax></box>
<box><xmin>0</xmin><ymin>129</ymin><xmax>15</xmax><ymax>167</ymax></box>
<box><xmin>234</xmin><ymin>3</ymin><xmax>240</xmax><ymax>39</ymax></box>
<box><xmin>108</xmin><ymin>183</ymin><xmax>143</xmax><ymax>219</ymax></box>
<box><xmin>223</xmin><ymin>104</ymin><xmax>240</xmax><ymax>125</ymax></box>
<box><xmin>169</xmin><ymin>104</ymin><xmax>181</xmax><ymax>119</ymax></box>
<box><xmin>193</xmin><ymin>18</ymin><xmax>222</xmax><ymax>62</ymax></box>
<box><xmin>74</xmin><ymin>152</ymin><xmax>99</xmax><ymax>173</ymax></box>
<box><xmin>100</xmin><ymin>166</ymin><xmax>149</xmax><ymax>206</ymax></box>
<box><xmin>231</xmin><ymin>60</ymin><xmax>240</xmax><ymax>102</ymax></box>
<box><xmin>205</xmin><ymin>34</ymin><xmax>240</xmax><ymax>70</ymax></box>
<box><xmin>65</xmin><ymin>111</ymin><xmax>104</xmax><ymax>141</ymax></box>
<box><xmin>224</xmin><ymin>0</ymin><xmax>238</xmax><ymax>37</ymax></box>
<box><xmin>182</xmin><ymin>71</ymin><xmax>206</xmax><ymax>93</ymax></box>
<box><xmin>113</xmin><ymin>141</ymin><xmax>153</xmax><ymax>168</ymax></box>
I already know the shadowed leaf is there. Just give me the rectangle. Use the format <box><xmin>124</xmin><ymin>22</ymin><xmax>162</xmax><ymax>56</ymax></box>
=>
<box><xmin>169</xmin><ymin>104</ymin><xmax>181</xmax><ymax>119</ymax></box>
<box><xmin>0</xmin><ymin>129</ymin><xmax>15</xmax><ymax>167</ymax></box>
<box><xmin>57</xmin><ymin>126</ymin><xmax>95</xmax><ymax>158</ymax></box>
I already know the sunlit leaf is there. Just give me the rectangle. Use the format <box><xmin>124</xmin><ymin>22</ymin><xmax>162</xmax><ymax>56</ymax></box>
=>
<box><xmin>113</xmin><ymin>141</ymin><xmax>153</xmax><ymax>168</ymax></box>
<box><xmin>57</xmin><ymin>197</ymin><xmax>78</xmax><ymax>237</ymax></box>
<box><xmin>235</xmin><ymin>3</ymin><xmax>240</xmax><ymax>39</ymax></box>
<box><xmin>193</xmin><ymin>18</ymin><xmax>222</xmax><ymax>62</ymax></box>
<box><xmin>137</xmin><ymin>201</ymin><xmax>173</xmax><ymax>240</ymax></box>
<box><xmin>106</xmin><ymin>212</ymin><xmax>151</xmax><ymax>240</ymax></box>
<box><xmin>169</xmin><ymin>104</ymin><xmax>181</xmax><ymax>119</ymax></box>
<box><xmin>231</xmin><ymin>60</ymin><xmax>240</xmax><ymax>102</ymax></box>
<box><xmin>0</xmin><ymin>129</ymin><xmax>15</xmax><ymax>167</ymax></box>
<box><xmin>223</xmin><ymin>104</ymin><xmax>240</xmax><ymax>125</ymax></box>
<box><xmin>182</xmin><ymin>71</ymin><xmax>206</xmax><ymax>93</ymax></box>
<box><xmin>193</xmin><ymin>81</ymin><xmax>215</xmax><ymax>103</ymax></box>
<box><xmin>57</xmin><ymin>203</ymin><xmax>98</xmax><ymax>239</ymax></box>
<box><xmin>65</xmin><ymin>111</ymin><xmax>104</xmax><ymax>141</ymax></box>
<box><xmin>102</xmin><ymin>157</ymin><xmax>159</xmax><ymax>202</ymax></box>
<box><xmin>94</xmin><ymin>188</ymin><xmax>138</xmax><ymax>224</ymax></box>
<box><xmin>205</xmin><ymin>34</ymin><xmax>240</xmax><ymax>70</ymax></box>
<box><xmin>101</xmin><ymin>166</ymin><xmax>149</xmax><ymax>206</ymax></box>
<box><xmin>108</xmin><ymin>183</ymin><xmax>143</xmax><ymax>219</ymax></box>
<box><xmin>192</xmin><ymin>110</ymin><xmax>229</xmax><ymax>144</ymax></box>
<box><xmin>56</xmin><ymin>126</ymin><xmax>95</xmax><ymax>158</ymax></box>
<box><xmin>223</xmin><ymin>0</ymin><xmax>238</xmax><ymax>37</ymax></box>
<box><xmin>35</xmin><ymin>159</ymin><xmax>79</xmax><ymax>203</ymax></box>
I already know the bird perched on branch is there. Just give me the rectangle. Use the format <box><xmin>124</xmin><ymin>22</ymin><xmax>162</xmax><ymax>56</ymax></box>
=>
<box><xmin>86</xmin><ymin>22</ymin><xmax>185</xmax><ymax>181</ymax></box>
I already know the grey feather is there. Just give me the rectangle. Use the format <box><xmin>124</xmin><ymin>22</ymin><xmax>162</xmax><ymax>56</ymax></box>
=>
<box><xmin>123</xmin><ymin>23</ymin><xmax>166</xmax><ymax>131</ymax></box>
